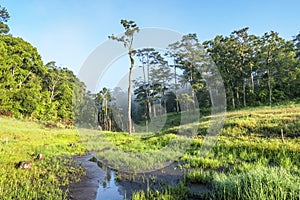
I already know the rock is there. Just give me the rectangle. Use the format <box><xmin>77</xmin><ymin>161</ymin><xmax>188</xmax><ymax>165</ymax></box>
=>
<box><xmin>70</xmin><ymin>143</ymin><xmax>76</xmax><ymax>148</ymax></box>
<box><xmin>15</xmin><ymin>161</ymin><xmax>33</xmax><ymax>169</ymax></box>
<box><xmin>35</xmin><ymin>154</ymin><xmax>44</xmax><ymax>161</ymax></box>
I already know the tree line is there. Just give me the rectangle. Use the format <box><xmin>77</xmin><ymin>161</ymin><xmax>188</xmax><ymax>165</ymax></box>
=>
<box><xmin>92</xmin><ymin>20</ymin><xmax>300</xmax><ymax>132</ymax></box>
<box><xmin>1</xmin><ymin>9</ymin><xmax>300</xmax><ymax>130</ymax></box>
<box><xmin>204</xmin><ymin>27</ymin><xmax>300</xmax><ymax>108</ymax></box>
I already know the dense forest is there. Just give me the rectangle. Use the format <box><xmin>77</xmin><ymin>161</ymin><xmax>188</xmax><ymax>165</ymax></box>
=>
<box><xmin>0</xmin><ymin>6</ymin><xmax>88</xmax><ymax>126</ymax></box>
<box><xmin>1</xmin><ymin>6</ymin><xmax>300</xmax><ymax>130</ymax></box>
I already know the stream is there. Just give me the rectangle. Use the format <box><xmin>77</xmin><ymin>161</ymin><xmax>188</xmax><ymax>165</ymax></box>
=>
<box><xmin>95</xmin><ymin>169</ymin><xmax>123</xmax><ymax>200</ymax></box>
<box><xmin>68</xmin><ymin>153</ymin><xmax>184</xmax><ymax>200</ymax></box>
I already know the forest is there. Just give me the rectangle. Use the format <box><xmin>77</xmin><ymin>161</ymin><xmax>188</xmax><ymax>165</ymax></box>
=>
<box><xmin>1</xmin><ymin>5</ymin><xmax>300</xmax><ymax>131</ymax></box>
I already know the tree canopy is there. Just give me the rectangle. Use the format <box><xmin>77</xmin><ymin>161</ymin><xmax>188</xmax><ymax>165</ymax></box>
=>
<box><xmin>0</xmin><ymin>6</ymin><xmax>9</xmax><ymax>34</ymax></box>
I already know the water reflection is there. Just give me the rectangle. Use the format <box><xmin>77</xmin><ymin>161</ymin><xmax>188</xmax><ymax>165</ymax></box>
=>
<box><xmin>92</xmin><ymin>157</ymin><xmax>183</xmax><ymax>200</ymax></box>
<box><xmin>96</xmin><ymin>169</ymin><xmax>124</xmax><ymax>200</ymax></box>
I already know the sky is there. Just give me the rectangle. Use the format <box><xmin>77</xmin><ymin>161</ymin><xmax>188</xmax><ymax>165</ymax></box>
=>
<box><xmin>1</xmin><ymin>0</ymin><xmax>300</xmax><ymax>90</ymax></box>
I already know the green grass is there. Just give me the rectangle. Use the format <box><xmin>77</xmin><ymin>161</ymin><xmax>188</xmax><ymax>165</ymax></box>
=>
<box><xmin>1</xmin><ymin>104</ymin><xmax>300</xmax><ymax>199</ymax></box>
<box><xmin>79</xmin><ymin>129</ymin><xmax>191</xmax><ymax>172</ymax></box>
<box><xmin>0</xmin><ymin>117</ymin><xmax>87</xmax><ymax>199</ymax></box>
<box><xmin>185</xmin><ymin>168</ymin><xmax>215</xmax><ymax>184</ymax></box>
<box><xmin>211</xmin><ymin>167</ymin><xmax>300</xmax><ymax>200</ymax></box>
<box><xmin>131</xmin><ymin>182</ymin><xmax>190</xmax><ymax>200</ymax></box>
<box><xmin>130</xmin><ymin>104</ymin><xmax>300</xmax><ymax>199</ymax></box>
<box><xmin>76</xmin><ymin>104</ymin><xmax>300</xmax><ymax>199</ymax></box>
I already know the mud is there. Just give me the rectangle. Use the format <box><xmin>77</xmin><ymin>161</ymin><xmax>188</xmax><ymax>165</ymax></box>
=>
<box><xmin>67</xmin><ymin>153</ymin><xmax>106</xmax><ymax>200</ymax></box>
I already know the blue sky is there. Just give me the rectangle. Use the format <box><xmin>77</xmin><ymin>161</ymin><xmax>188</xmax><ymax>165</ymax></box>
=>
<box><xmin>2</xmin><ymin>0</ymin><xmax>300</xmax><ymax>76</ymax></box>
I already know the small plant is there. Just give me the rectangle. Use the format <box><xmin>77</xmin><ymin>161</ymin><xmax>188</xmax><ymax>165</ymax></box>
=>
<box><xmin>132</xmin><ymin>181</ymin><xmax>189</xmax><ymax>200</ymax></box>
<box><xmin>185</xmin><ymin>169</ymin><xmax>215</xmax><ymax>184</ymax></box>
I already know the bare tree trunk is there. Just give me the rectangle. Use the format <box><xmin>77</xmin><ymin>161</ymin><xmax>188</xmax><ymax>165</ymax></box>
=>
<box><xmin>49</xmin><ymin>75</ymin><xmax>60</xmax><ymax>103</ymax></box>
<box><xmin>232</xmin><ymin>89</ymin><xmax>236</xmax><ymax>109</ymax></box>
<box><xmin>243</xmin><ymin>78</ymin><xmax>246</xmax><ymax>107</ymax></box>
<box><xmin>18</xmin><ymin>71</ymin><xmax>32</xmax><ymax>88</ymax></box>
<box><xmin>50</xmin><ymin>87</ymin><xmax>55</xmax><ymax>103</ymax></box>
<box><xmin>267</xmin><ymin>68</ymin><xmax>272</xmax><ymax>106</ymax></box>
<box><xmin>186</xmin><ymin>100</ymin><xmax>189</xmax><ymax>111</ymax></box>
<box><xmin>143</xmin><ymin>63</ymin><xmax>152</xmax><ymax>118</ymax></box>
<box><xmin>105</xmin><ymin>99</ymin><xmax>108</xmax><ymax>117</ymax></box>
<box><xmin>266</xmin><ymin>52</ymin><xmax>272</xmax><ymax>107</ymax></box>
<box><xmin>152</xmin><ymin>102</ymin><xmax>156</xmax><ymax>117</ymax></box>
<box><xmin>159</xmin><ymin>98</ymin><xmax>162</xmax><ymax>116</ymax></box>
<box><xmin>109</xmin><ymin>118</ymin><xmax>112</xmax><ymax>131</ymax></box>
<box><xmin>236</xmin><ymin>87</ymin><xmax>239</xmax><ymax>106</ymax></box>
<box><xmin>209</xmin><ymin>88</ymin><xmax>214</xmax><ymax>107</ymax></box>
<box><xmin>164</xmin><ymin>97</ymin><xmax>167</xmax><ymax>114</ymax></box>
<box><xmin>190</xmin><ymin>73</ymin><xmax>196</xmax><ymax>110</ymax></box>
<box><xmin>162</xmin><ymin>84</ymin><xmax>167</xmax><ymax>114</ymax></box>
<box><xmin>128</xmin><ymin>52</ymin><xmax>134</xmax><ymax>134</ymax></box>
<box><xmin>174</xmin><ymin>65</ymin><xmax>179</xmax><ymax>113</ymax></box>
<box><xmin>147</xmin><ymin>100</ymin><xmax>152</xmax><ymax>118</ymax></box>
<box><xmin>250</xmin><ymin>66</ymin><xmax>254</xmax><ymax>93</ymax></box>
<box><xmin>109</xmin><ymin>20</ymin><xmax>139</xmax><ymax>133</ymax></box>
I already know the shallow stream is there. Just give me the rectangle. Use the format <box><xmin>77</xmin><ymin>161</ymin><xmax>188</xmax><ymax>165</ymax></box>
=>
<box><xmin>69</xmin><ymin>153</ymin><xmax>184</xmax><ymax>200</ymax></box>
<box><xmin>95</xmin><ymin>168</ymin><xmax>123</xmax><ymax>200</ymax></box>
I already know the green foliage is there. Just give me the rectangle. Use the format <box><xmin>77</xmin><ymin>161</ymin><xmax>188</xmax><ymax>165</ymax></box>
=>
<box><xmin>293</xmin><ymin>32</ymin><xmax>300</xmax><ymax>59</ymax></box>
<box><xmin>0</xmin><ymin>35</ymin><xmax>45</xmax><ymax>116</ymax></box>
<box><xmin>204</xmin><ymin>28</ymin><xmax>299</xmax><ymax>108</ymax></box>
<box><xmin>0</xmin><ymin>5</ymin><xmax>9</xmax><ymax>34</ymax></box>
<box><xmin>0</xmin><ymin>34</ymin><xmax>90</xmax><ymax>125</ymax></box>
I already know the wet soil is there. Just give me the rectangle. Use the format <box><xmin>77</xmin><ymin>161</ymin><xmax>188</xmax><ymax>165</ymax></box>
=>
<box><xmin>67</xmin><ymin>153</ymin><xmax>106</xmax><ymax>200</ymax></box>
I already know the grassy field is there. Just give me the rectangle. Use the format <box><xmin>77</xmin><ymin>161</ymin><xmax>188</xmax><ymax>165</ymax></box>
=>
<box><xmin>80</xmin><ymin>104</ymin><xmax>300</xmax><ymax>199</ymax></box>
<box><xmin>0</xmin><ymin>118</ymin><xmax>87</xmax><ymax>199</ymax></box>
<box><xmin>133</xmin><ymin>105</ymin><xmax>300</xmax><ymax>199</ymax></box>
<box><xmin>0</xmin><ymin>104</ymin><xmax>299</xmax><ymax>199</ymax></box>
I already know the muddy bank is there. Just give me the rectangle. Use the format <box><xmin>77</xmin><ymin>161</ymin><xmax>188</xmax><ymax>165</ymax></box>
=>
<box><xmin>67</xmin><ymin>153</ymin><xmax>106</xmax><ymax>200</ymax></box>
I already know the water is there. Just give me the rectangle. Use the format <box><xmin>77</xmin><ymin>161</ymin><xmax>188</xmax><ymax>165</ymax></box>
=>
<box><xmin>91</xmin><ymin>156</ymin><xmax>183</xmax><ymax>200</ymax></box>
<box><xmin>96</xmin><ymin>168</ymin><xmax>124</xmax><ymax>200</ymax></box>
